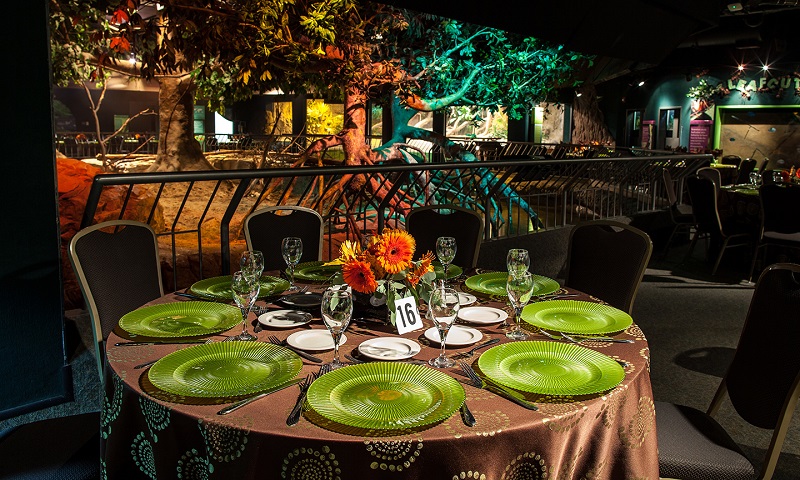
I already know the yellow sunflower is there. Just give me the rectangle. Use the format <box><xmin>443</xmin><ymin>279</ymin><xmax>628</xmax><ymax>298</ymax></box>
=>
<box><xmin>342</xmin><ymin>259</ymin><xmax>378</xmax><ymax>294</ymax></box>
<box><xmin>375</xmin><ymin>229</ymin><xmax>415</xmax><ymax>274</ymax></box>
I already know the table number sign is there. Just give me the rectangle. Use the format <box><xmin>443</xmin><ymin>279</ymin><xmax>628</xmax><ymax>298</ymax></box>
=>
<box><xmin>393</xmin><ymin>296</ymin><xmax>423</xmax><ymax>335</ymax></box>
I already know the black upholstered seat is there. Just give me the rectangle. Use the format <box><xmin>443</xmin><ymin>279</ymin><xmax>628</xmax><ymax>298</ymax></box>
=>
<box><xmin>564</xmin><ymin>219</ymin><xmax>652</xmax><ymax>314</ymax></box>
<box><xmin>661</xmin><ymin>168</ymin><xmax>696</xmax><ymax>257</ymax></box>
<box><xmin>405</xmin><ymin>204</ymin><xmax>484</xmax><ymax>268</ymax></box>
<box><xmin>657</xmin><ymin>263</ymin><xmax>800</xmax><ymax>480</ymax></box>
<box><xmin>244</xmin><ymin>206</ymin><xmax>324</xmax><ymax>271</ymax></box>
<box><xmin>69</xmin><ymin>220</ymin><xmax>164</xmax><ymax>379</ymax></box>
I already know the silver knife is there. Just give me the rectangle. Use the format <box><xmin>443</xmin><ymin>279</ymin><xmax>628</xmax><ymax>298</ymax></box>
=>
<box><xmin>217</xmin><ymin>378</ymin><xmax>303</xmax><ymax>415</ymax></box>
<box><xmin>283</xmin><ymin>344</ymin><xmax>324</xmax><ymax>364</ymax></box>
<box><xmin>115</xmin><ymin>340</ymin><xmax>208</xmax><ymax>346</ymax></box>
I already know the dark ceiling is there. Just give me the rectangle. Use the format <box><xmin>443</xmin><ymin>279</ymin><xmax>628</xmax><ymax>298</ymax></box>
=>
<box><xmin>382</xmin><ymin>0</ymin><xmax>800</xmax><ymax>83</ymax></box>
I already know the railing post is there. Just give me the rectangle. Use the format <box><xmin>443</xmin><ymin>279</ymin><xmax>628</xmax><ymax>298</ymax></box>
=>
<box><xmin>220</xmin><ymin>178</ymin><xmax>253</xmax><ymax>274</ymax></box>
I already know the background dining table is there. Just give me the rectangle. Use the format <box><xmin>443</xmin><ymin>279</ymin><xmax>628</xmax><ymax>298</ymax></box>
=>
<box><xmin>101</xmin><ymin>274</ymin><xmax>658</xmax><ymax>479</ymax></box>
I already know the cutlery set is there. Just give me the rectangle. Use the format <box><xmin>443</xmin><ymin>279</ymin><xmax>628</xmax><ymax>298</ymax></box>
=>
<box><xmin>459</xmin><ymin>360</ymin><xmax>538</xmax><ymax>411</ymax></box>
<box><xmin>538</xmin><ymin>329</ymin><xmax>633</xmax><ymax>344</ymax></box>
<box><xmin>286</xmin><ymin>364</ymin><xmax>331</xmax><ymax>425</ymax></box>
<box><xmin>267</xmin><ymin>335</ymin><xmax>323</xmax><ymax>363</ymax></box>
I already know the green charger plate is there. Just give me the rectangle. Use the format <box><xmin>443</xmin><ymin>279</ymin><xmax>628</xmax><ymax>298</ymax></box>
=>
<box><xmin>478</xmin><ymin>341</ymin><xmax>625</xmax><ymax>396</ymax></box>
<box><xmin>190</xmin><ymin>275</ymin><xmax>290</xmax><ymax>300</ymax></box>
<box><xmin>521</xmin><ymin>300</ymin><xmax>632</xmax><ymax>335</ymax></box>
<box><xmin>464</xmin><ymin>272</ymin><xmax>560</xmax><ymax>296</ymax></box>
<box><xmin>290</xmin><ymin>261</ymin><xmax>341</xmax><ymax>282</ymax></box>
<box><xmin>432</xmin><ymin>262</ymin><xmax>463</xmax><ymax>280</ymax></box>
<box><xmin>306</xmin><ymin>362</ymin><xmax>465</xmax><ymax>430</ymax></box>
<box><xmin>118</xmin><ymin>301</ymin><xmax>241</xmax><ymax>338</ymax></box>
<box><xmin>148</xmin><ymin>341</ymin><xmax>302</xmax><ymax>398</ymax></box>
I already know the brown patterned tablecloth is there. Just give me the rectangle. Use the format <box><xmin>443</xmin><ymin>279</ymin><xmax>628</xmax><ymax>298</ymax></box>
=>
<box><xmin>101</xmin><ymin>280</ymin><xmax>658</xmax><ymax>479</ymax></box>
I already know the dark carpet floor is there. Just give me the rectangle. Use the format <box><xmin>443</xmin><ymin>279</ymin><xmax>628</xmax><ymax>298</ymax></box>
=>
<box><xmin>3</xmin><ymin>236</ymin><xmax>799</xmax><ymax>479</ymax></box>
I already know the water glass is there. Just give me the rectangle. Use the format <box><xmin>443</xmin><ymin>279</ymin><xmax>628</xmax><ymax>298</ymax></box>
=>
<box><xmin>321</xmin><ymin>288</ymin><xmax>353</xmax><ymax>370</ymax></box>
<box><xmin>282</xmin><ymin>237</ymin><xmax>303</xmax><ymax>291</ymax></box>
<box><xmin>436</xmin><ymin>237</ymin><xmax>457</xmax><ymax>284</ymax></box>
<box><xmin>506</xmin><ymin>248</ymin><xmax>530</xmax><ymax>276</ymax></box>
<box><xmin>240</xmin><ymin>250</ymin><xmax>264</xmax><ymax>282</ymax></box>
<box><xmin>428</xmin><ymin>287</ymin><xmax>460</xmax><ymax>368</ymax></box>
<box><xmin>231</xmin><ymin>271</ymin><xmax>260</xmax><ymax>341</ymax></box>
<box><xmin>506</xmin><ymin>271</ymin><xmax>535</xmax><ymax>341</ymax></box>
<box><xmin>749</xmin><ymin>171</ymin><xmax>762</xmax><ymax>187</ymax></box>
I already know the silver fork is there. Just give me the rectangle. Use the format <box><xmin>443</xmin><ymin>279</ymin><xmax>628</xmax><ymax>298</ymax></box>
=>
<box><xmin>459</xmin><ymin>360</ymin><xmax>538</xmax><ymax>411</ymax></box>
<box><xmin>287</xmin><ymin>364</ymin><xmax>331</xmax><ymax>426</ymax></box>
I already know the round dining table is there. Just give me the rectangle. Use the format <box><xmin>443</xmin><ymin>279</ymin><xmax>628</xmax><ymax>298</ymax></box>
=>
<box><xmin>101</xmin><ymin>276</ymin><xmax>659</xmax><ymax>479</ymax></box>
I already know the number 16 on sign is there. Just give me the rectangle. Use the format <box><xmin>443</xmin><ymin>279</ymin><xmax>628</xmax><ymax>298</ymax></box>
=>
<box><xmin>394</xmin><ymin>296</ymin><xmax>423</xmax><ymax>335</ymax></box>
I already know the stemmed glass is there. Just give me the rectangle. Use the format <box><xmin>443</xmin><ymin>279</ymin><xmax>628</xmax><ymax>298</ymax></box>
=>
<box><xmin>436</xmin><ymin>237</ymin><xmax>457</xmax><ymax>284</ymax></box>
<box><xmin>506</xmin><ymin>248</ymin><xmax>530</xmax><ymax>276</ymax></box>
<box><xmin>321</xmin><ymin>287</ymin><xmax>353</xmax><ymax>370</ymax></box>
<box><xmin>231</xmin><ymin>270</ymin><xmax>260</xmax><ymax>341</ymax></box>
<box><xmin>282</xmin><ymin>237</ymin><xmax>303</xmax><ymax>291</ymax></box>
<box><xmin>506</xmin><ymin>271</ymin><xmax>535</xmax><ymax>341</ymax></box>
<box><xmin>428</xmin><ymin>286</ymin><xmax>461</xmax><ymax>368</ymax></box>
<box><xmin>240</xmin><ymin>250</ymin><xmax>264</xmax><ymax>282</ymax></box>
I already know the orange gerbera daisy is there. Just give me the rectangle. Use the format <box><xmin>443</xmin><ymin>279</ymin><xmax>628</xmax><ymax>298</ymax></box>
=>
<box><xmin>375</xmin><ymin>229</ymin><xmax>415</xmax><ymax>274</ymax></box>
<box><xmin>406</xmin><ymin>251</ymin><xmax>435</xmax><ymax>286</ymax></box>
<box><xmin>342</xmin><ymin>259</ymin><xmax>378</xmax><ymax>294</ymax></box>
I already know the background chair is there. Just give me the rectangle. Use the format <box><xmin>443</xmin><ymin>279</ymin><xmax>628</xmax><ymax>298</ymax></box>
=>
<box><xmin>748</xmin><ymin>184</ymin><xmax>800</xmax><ymax>281</ymax></box>
<box><xmin>563</xmin><ymin>219</ymin><xmax>652</xmax><ymax>314</ymax></box>
<box><xmin>244</xmin><ymin>206</ymin><xmax>324</xmax><ymax>271</ymax></box>
<box><xmin>661</xmin><ymin>168</ymin><xmax>696</xmax><ymax>257</ymax></box>
<box><xmin>736</xmin><ymin>158</ymin><xmax>758</xmax><ymax>185</ymax></box>
<box><xmin>656</xmin><ymin>263</ymin><xmax>800</xmax><ymax>480</ymax></box>
<box><xmin>684</xmin><ymin>176</ymin><xmax>752</xmax><ymax>275</ymax></box>
<box><xmin>69</xmin><ymin>220</ymin><xmax>164</xmax><ymax>379</ymax></box>
<box><xmin>697</xmin><ymin>166</ymin><xmax>722</xmax><ymax>192</ymax></box>
<box><xmin>405</xmin><ymin>204</ymin><xmax>484</xmax><ymax>268</ymax></box>
<box><xmin>721</xmin><ymin>154</ymin><xmax>742</xmax><ymax>168</ymax></box>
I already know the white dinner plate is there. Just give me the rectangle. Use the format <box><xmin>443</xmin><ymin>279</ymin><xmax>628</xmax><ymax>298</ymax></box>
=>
<box><xmin>357</xmin><ymin>337</ymin><xmax>422</xmax><ymax>361</ymax></box>
<box><xmin>457</xmin><ymin>306</ymin><xmax>508</xmax><ymax>325</ymax></box>
<box><xmin>457</xmin><ymin>292</ymin><xmax>477</xmax><ymax>306</ymax></box>
<box><xmin>286</xmin><ymin>329</ymin><xmax>348</xmax><ymax>351</ymax></box>
<box><xmin>424</xmin><ymin>325</ymin><xmax>483</xmax><ymax>346</ymax></box>
<box><xmin>258</xmin><ymin>309</ymin><xmax>312</xmax><ymax>329</ymax></box>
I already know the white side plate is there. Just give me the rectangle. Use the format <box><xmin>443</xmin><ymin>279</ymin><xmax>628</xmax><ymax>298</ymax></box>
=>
<box><xmin>424</xmin><ymin>325</ymin><xmax>482</xmax><ymax>346</ymax></box>
<box><xmin>457</xmin><ymin>306</ymin><xmax>508</xmax><ymax>325</ymax></box>
<box><xmin>357</xmin><ymin>337</ymin><xmax>422</xmax><ymax>360</ymax></box>
<box><xmin>258</xmin><ymin>309</ymin><xmax>312</xmax><ymax>329</ymax></box>
<box><xmin>457</xmin><ymin>292</ymin><xmax>477</xmax><ymax>306</ymax></box>
<box><xmin>286</xmin><ymin>329</ymin><xmax>348</xmax><ymax>351</ymax></box>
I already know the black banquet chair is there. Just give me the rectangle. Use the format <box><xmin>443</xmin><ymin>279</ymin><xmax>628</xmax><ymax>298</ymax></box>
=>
<box><xmin>69</xmin><ymin>220</ymin><xmax>164</xmax><ymax>379</ymax></box>
<box><xmin>748</xmin><ymin>184</ymin><xmax>800</xmax><ymax>281</ymax></box>
<box><xmin>656</xmin><ymin>263</ymin><xmax>800</xmax><ymax>480</ymax></box>
<box><xmin>563</xmin><ymin>219</ymin><xmax>652</xmax><ymax>314</ymax></box>
<box><xmin>244</xmin><ymin>206</ymin><xmax>324</xmax><ymax>271</ymax></box>
<box><xmin>661</xmin><ymin>168</ymin><xmax>696</xmax><ymax>257</ymax></box>
<box><xmin>684</xmin><ymin>176</ymin><xmax>752</xmax><ymax>275</ymax></box>
<box><xmin>405</xmin><ymin>204</ymin><xmax>484</xmax><ymax>269</ymax></box>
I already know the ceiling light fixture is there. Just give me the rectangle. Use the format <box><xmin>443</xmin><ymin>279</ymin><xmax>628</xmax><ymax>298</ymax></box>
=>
<box><xmin>637</xmin><ymin>80</ymin><xmax>645</xmax><ymax>87</ymax></box>
<box><xmin>737</xmin><ymin>64</ymin><xmax>745</xmax><ymax>71</ymax></box>
<box><xmin>762</xmin><ymin>64</ymin><xmax>770</xmax><ymax>71</ymax></box>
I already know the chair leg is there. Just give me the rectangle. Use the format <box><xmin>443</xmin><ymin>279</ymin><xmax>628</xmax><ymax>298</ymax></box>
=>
<box><xmin>748</xmin><ymin>243</ymin><xmax>763</xmax><ymax>282</ymax></box>
<box><xmin>684</xmin><ymin>230</ymin><xmax>702</xmax><ymax>263</ymax></box>
<box><xmin>711</xmin><ymin>238</ymin><xmax>730</xmax><ymax>275</ymax></box>
<box><xmin>661</xmin><ymin>224</ymin><xmax>680</xmax><ymax>259</ymax></box>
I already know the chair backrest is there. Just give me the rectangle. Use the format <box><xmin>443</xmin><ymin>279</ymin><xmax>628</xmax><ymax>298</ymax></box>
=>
<box><xmin>564</xmin><ymin>220</ymin><xmax>652</xmax><ymax>314</ymax></box>
<box><xmin>69</xmin><ymin>220</ymin><xmax>164</xmax><ymax>379</ymax></box>
<box><xmin>724</xmin><ymin>263</ymin><xmax>800</xmax><ymax>431</ymax></box>
<box><xmin>662</xmin><ymin>168</ymin><xmax>678</xmax><ymax>206</ymax></box>
<box><xmin>244</xmin><ymin>206</ymin><xmax>324</xmax><ymax>271</ymax></box>
<box><xmin>759</xmin><ymin>184</ymin><xmax>800</xmax><ymax>235</ymax></box>
<box><xmin>686</xmin><ymin>176</ymin><xmax>723</xmax><ymax>236</ymax></box>
<box><xmin>736</xmin><ymin>158</ymin><xmax>757</xmax><ymax>184</ymax></box>
<box><xmin>721</xmin><ymin>155</ymin><xmax>742</xmax><ymax>167</ymax></box>
<box><xmin>405</xmin><ymin>204</ymin><xmax>484</xmax><ymax>268</ymax></box>
<box><xmin>697</xmin><ymin>167</ymin><xmax>722</xmax><ymax>193</ymax></box>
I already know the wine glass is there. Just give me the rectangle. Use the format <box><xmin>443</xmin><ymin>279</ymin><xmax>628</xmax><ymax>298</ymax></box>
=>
<box><xmin>282</xmin><ymin>237</ymin><xmax>303</xmax><ymax>291</ymax></box>
<box><xmin>436</xmin><ymin>237</ymin><xmax>457</xmax><ymax>284</ymax></box>
<box><xmin>506</xmin><ymin>248</ymin><xmax>530</xmax><ymax>276</ymax></box>
<box><xmin>240</xmin><ymin>250</ymin><xmax>264</xmax><ymax>282</ymax></box>
<box><xmin>321</xmin><ymin>287</ymin><xmax>353</xmax><ymax>370</ymax></box>
<box><xmin>231</xmin><ymin>270</ymin><xmax>260</xmax><ymax>341</ymax></box>
<box><xmin>428</xmin><ymin>286</ymin><xmax>460</xmax><ymax>368</ymax></box>
<box><xmin>506</xmin><ymin>271</ymin><xmax>535</xmax><ymax>341</ymax></box>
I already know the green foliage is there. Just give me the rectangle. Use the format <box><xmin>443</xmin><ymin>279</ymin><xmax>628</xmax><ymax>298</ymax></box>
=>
<box><xmin>306</xmin><ymin>100</ymin><xmax>343</xmax><ymax>135</ymax></box>
<box><xmin>687</xmin><ymin>78</ymin><xmax>726</xmax><ymax>101</ymax></box>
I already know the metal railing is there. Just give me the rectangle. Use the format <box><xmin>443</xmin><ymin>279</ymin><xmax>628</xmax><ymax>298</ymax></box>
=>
<box><xmin>79</xmin><ymin>152</ymin><xmax>711</xmax><ymax>291</ymax></box>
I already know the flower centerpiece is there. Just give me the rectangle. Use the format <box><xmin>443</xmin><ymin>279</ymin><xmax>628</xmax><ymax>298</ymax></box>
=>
<box><xmin>327</xmin><ymin>229</ymin><xmax>436</xmax><ymax>326</ymax></box>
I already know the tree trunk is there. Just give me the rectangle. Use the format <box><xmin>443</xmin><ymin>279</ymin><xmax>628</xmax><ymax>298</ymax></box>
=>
<box><xmin>571</xmin><ymin>83</ymin><xmax>615</xmax><ymax>146</ymax></box>
<box><xmin>149</xmin><ymin>76</ymin><xmax>213</xmax><ymax>172</ymax></box>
